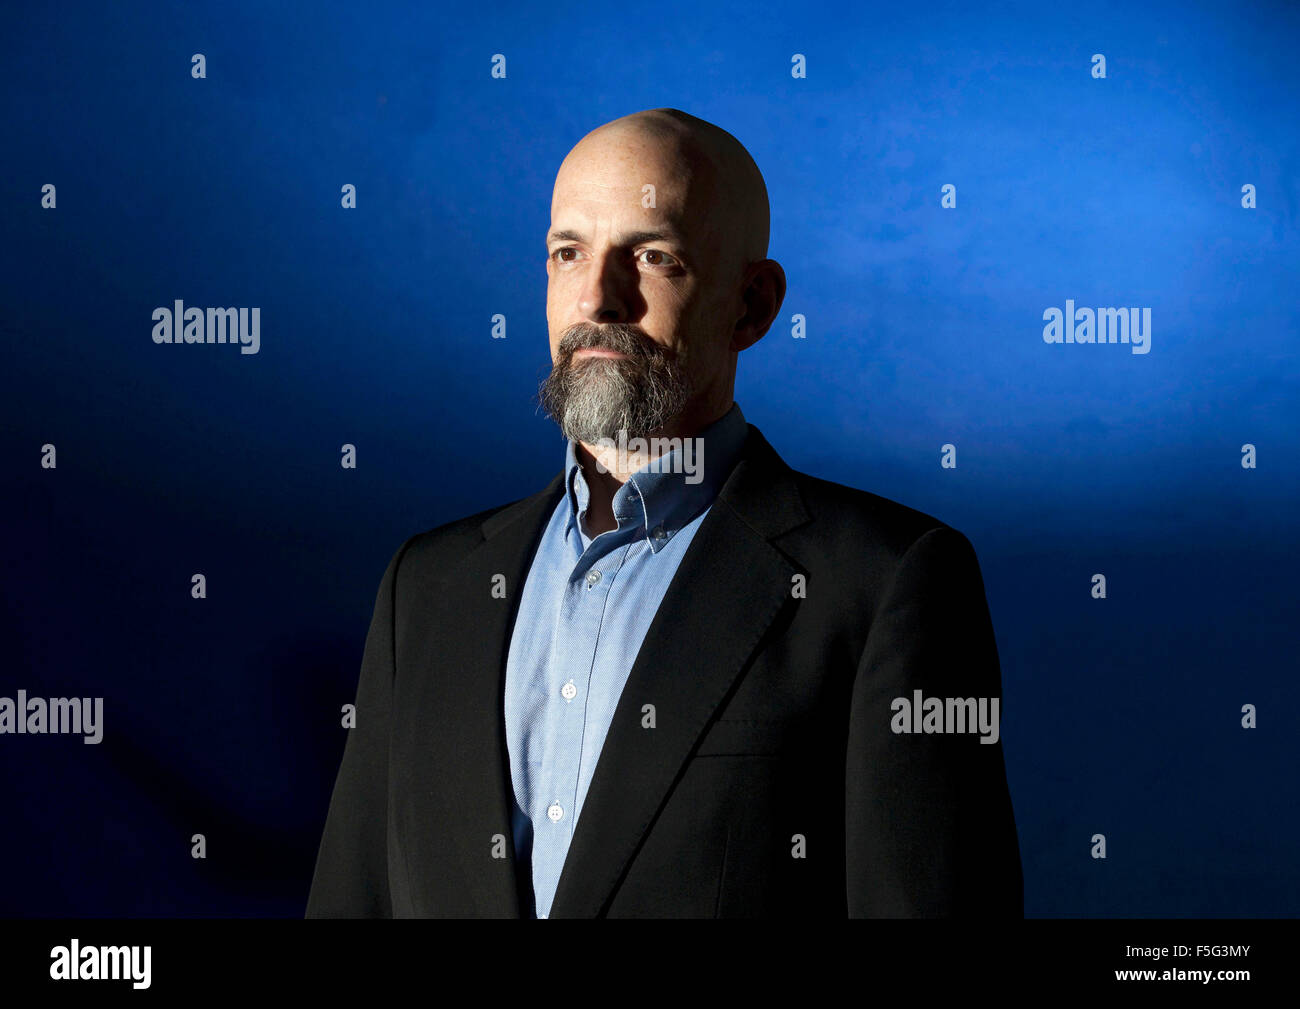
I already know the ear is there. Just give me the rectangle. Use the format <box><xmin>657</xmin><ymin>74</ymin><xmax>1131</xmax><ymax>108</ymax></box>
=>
<box><xmin>730</xmin><ymin>259</ymin><xmax>787</xmax><ymax>352</ymax></box>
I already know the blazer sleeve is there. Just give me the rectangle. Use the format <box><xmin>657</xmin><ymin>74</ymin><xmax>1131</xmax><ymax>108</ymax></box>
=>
<box><xmin>845</xmin><ymin>525</ymin><xmax>1023</xmax><ymax>917</ymax></box>
<box><xmin>305</xmin><ymin>538</ymin><xmax>412</xmax><ymax>918</ymax></box>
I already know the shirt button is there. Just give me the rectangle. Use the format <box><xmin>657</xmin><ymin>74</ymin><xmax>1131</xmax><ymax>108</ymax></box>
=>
<box><xmin>547</xmin><ymin>802</ymin><xmax>564</xmax><ymax>822</ymax></box>
<box><xmin>652</xmin><ymin>526</ymin><xmax>666</xmax><ymax>540</ymax></box>
<box><xmin>560</xmin><ymin>680</ymin><xmax>577</xmax><ymax>701</ymax></box>
<box><xmin>585</xmin><ymin>570</ymin><xmax>602</xmax><ymax>587</ymax></box>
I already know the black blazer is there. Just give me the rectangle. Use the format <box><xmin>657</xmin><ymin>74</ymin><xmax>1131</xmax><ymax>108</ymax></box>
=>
<box><xmin>306</xmin><ymin>422</ymin><xmax>1023</xmax><ymax>917</ymax></box>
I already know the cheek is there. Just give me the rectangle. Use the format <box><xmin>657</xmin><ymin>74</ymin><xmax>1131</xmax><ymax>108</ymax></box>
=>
<box><xmin>545</xmin><ymin>286</ymin><xmax>563</xmax><ymax>334</ymax></box>
<box><xmin>546</xmin><ymin>272</ymin><xmax>578</xmax><ymax>321</ymax></box>
<box><xmin>666</xmin><ymin>300</ymin><xmax>715</xmax><ymax>356</ymax></box>
<box><xmin>678</xmin><ymin>318</ymin><xmax>732</xmax><ymax>379</ymax></box>
<box><xmin>645</xmin><ymin>291</ymin><xmax>692</xmax><ymax>340</ymax></box>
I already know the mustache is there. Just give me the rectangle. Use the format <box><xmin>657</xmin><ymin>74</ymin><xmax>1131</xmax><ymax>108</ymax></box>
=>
<box><xmin>558</xmin><ymin>323</ymin><xmax>669</xmax><ymax>363</ymax></box>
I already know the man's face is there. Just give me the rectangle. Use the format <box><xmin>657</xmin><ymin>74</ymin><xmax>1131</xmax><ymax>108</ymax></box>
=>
<box><xmin>539</xmin><ymin>128</ymin><xmax>737</xmax><ymax>444</ymax></box>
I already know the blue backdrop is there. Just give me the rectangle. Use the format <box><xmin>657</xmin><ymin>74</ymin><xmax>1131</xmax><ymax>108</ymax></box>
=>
<box><xmin>1</xmin><ymin>0</ymin><xmax>1296</xmax><ymax>917</ymax></box>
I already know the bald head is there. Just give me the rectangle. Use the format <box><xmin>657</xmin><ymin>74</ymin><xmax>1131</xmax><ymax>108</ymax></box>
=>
<box><xmin>555</xmin><ymin>107</ymin><xmax>771</xmax><ymax>276</ymax></box>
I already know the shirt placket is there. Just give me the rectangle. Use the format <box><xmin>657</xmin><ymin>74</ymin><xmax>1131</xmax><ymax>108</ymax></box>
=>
<box><xmin>532</xmin><ymin>532</ymin><xmax>630</xmax><ymax>915</ymax></box>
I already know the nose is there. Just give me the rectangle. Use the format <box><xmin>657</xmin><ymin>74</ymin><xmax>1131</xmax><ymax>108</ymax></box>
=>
<box><xmin>577</xmin><ymin>250</ymin><xmax>630</xmax><ymax>324</ymax></box>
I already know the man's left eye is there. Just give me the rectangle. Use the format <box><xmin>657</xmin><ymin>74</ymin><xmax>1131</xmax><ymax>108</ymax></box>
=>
<box><xmin>638</xmin><ymin>249</ymin><xmax>677</xmax><ymax>267</ymax></box>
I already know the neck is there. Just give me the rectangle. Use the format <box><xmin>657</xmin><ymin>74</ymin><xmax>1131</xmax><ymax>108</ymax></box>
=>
<box><xmin>574</xmin><ymin>400</ymin><xmax>731</xmax><ymax>536</ymax></box>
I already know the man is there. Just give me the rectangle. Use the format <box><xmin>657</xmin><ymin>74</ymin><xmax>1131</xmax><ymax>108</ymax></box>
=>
<box><xmin>306</xmin><ymin>108</ymin><xmax>1023</xmax><ymax>918</ymax></box>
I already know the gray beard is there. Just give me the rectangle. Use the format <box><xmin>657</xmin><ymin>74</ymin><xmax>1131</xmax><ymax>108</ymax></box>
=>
<box><xmin>538</xmin><ymin>325</ymin><xmax>692</xmax><ymax>443</ymax></box>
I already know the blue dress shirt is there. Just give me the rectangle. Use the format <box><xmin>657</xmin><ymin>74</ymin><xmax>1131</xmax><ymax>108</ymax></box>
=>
<box><xmin>502</xmin><ymin>401</ymin><xmax>749</xmax><ymax>918</ymax></box>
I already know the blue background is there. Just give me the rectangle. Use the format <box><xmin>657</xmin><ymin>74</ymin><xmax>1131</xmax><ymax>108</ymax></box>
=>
<box><xmin>1</xmin><ymin>0</ymin><xmax>1296</xmax><ymax>916</ymax></box>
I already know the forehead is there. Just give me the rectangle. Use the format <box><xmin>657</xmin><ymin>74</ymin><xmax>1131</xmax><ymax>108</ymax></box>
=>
<box><xmin>549</xmin><ymin>131</ymin><xmax>721</xmax><ymax>248</ymax></box>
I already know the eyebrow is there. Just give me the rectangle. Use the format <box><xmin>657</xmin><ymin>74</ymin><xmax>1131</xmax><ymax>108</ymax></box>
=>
<box><xmin>546</xmin><ymin>228</ymin><xmax>682</xmax><ymax>247</ymax></box>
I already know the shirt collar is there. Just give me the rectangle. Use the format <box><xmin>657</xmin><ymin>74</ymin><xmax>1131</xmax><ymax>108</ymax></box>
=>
<box><xmin>563</xmin><ymin>402</ymin><xmax>748</xmax><ymax>553</ymax></box>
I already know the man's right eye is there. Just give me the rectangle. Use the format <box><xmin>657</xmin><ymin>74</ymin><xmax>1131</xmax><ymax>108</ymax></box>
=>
<box><xmin>552</xmin><ymin>247</ymin><xmax>580</xmax><ymax>262</ymax></box>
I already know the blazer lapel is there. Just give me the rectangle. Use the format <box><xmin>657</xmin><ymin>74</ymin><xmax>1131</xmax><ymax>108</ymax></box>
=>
<box><xmin>547</xmin><ymin>425</ymin><xmax>811</xmax><ymax>917</ymax></box>
<box><xmin>413</xmin><ymin>471</ymin><xmax>565</xmax><ymax>917</ymax></box>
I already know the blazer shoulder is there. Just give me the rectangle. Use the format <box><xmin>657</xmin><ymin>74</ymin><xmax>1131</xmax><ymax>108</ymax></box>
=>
<box><xmin>381</xmin><ymin>481</ymin><xmax>560</xmax><ymax>587</ymax></box>
<box><xmin>783</xmin><ymin>467</ymin><xmax>973</xmax><ymax>566</ymax></box>
<box><xmin>396</xmin><ymin>497</ymin><xmax>527</xmax><ymax>565</ymax></box>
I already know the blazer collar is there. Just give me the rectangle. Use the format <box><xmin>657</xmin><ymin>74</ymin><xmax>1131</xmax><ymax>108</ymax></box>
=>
<box><xmin>425</xmin><ymin>422</ymin><xmax>810</xmax><ymax>917</ymax></box>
